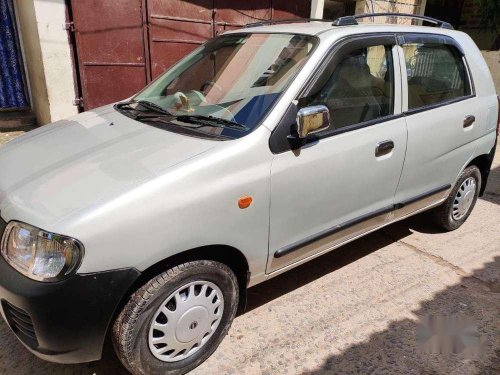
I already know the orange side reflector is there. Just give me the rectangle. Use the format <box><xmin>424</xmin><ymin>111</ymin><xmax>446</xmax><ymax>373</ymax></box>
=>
<box><xmin>238</xmin><ymin>196</ymin><xmax>253</xmax><ymax>209</ymax></box>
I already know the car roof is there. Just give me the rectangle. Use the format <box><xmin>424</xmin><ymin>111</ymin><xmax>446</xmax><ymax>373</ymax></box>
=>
<box><xmin>227</xmin><ymin>21</ymin><xmax>461</xmax><ymax>38</ymax></box>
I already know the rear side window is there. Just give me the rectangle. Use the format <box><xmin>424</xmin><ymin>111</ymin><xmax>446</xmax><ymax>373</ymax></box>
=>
<box><xmin>402</xmin><ymin>43</ymin><xmax>471</xmax><ymax>110</ymax></box>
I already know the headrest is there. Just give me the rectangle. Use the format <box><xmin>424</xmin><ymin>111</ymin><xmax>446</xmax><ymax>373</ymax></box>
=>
<box><xmin>337</xmin><ymin>54</ymin><xmax>371</xmax><ymax>88</ymax></box>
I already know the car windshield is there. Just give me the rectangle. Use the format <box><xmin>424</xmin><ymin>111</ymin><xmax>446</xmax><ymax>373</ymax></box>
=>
<box><xmin>126</xmin><ymin>33</ymin><xmax>317</xmax><ymax>139</ymax></box>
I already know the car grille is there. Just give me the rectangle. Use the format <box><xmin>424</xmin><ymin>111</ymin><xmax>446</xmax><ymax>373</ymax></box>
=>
<box><xmin>2</xmin><ymin>301</ymin><xmax>39</xmax><ymax>348</ymax></box>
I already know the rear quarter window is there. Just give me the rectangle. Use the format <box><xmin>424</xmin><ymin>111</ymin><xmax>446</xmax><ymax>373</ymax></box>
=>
<box><xmin>402</xmin><ymin>42</ymin><xmax>471</xmax><ymax>110</ymax></box>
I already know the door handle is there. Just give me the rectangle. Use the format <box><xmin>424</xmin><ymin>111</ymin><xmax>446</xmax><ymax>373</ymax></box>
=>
<box><xmin>375</xmin><ymin>140</ymin><xmax>394</xmax><ymax>157</ymax></box>
<box><xmin>463</xmin><ymin>115</ymin><xmax>475</xmax><ymax>128</ymax></box>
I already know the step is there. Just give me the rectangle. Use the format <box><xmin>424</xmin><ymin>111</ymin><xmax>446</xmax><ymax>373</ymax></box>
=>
<box><xmin>0</xmin><ymin>109</ymin><xmax>37</xmax><ymax>130</ymax></box>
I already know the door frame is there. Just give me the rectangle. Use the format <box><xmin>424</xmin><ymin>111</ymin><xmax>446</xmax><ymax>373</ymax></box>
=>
<box><xmin>65</xmin><ymin>0</ymin><xmax>150</xmax><ymax>111</ymax></box>
<box><xmin>269</xmin><ymin>33</ymin><xmax>404</xmax><ymax>154</ymax></box>
<box><xmin>395</xmin><ymin>32</ymin><xmax>476</xmax><ymax>116</ymax></box>
<box><xmin>64</xmin><ymin>0</ymin><xmax>83</xmax><ymax>112</ymax></box>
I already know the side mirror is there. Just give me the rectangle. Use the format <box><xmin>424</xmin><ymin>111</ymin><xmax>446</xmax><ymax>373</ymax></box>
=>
<box><xmin>296</xmin><ymin>105</ymin><xmax>330</xmax><ymax>138</ymax></box>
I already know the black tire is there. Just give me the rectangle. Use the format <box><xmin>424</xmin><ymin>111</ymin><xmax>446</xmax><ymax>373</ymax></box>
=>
<box><xmin>433</xmin><ymin>165</ymin><xmax>481</xmax><ymax>231</ymax></box>
<box><xmin>112</xmin><ymin>260</ymin><xmax>239</xmax><ymax>375</ymax></box>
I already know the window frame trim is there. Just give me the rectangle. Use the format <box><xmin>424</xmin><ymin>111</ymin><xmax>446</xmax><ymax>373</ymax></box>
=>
<box><xmin>404</xmin><ymin>94</ymin><xmax>476</xmax><ymax>117</ymax></box>
<box><xmin>307</xmin><ymin>112</ymin><xmax>406</xmax><ymax>139</ymax></box>
<box><xmin>269</xmin><ymin>33</ymin><xmax>402</xmax><ymax>154</ymax></box>
<box><xmin>398</xmin><ymin>32</ymin><xmax>476</xmax><ymax>117</ymax></box>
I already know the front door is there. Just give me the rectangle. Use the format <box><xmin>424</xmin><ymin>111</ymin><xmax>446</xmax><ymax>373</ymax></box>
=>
<box><xmin>268</xmin><ymin>38</ymin><xmax>407</xmax><ymax>272</ymax></box>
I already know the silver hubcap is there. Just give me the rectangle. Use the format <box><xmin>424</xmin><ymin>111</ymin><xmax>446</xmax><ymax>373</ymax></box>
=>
<box><xmin>452</xmin><ymin>177</ymin><xmax>476</xmax><ymax>220</ymax></box>
<box><xmin>148</xmin><ymin>281</ymin><xmax>224</xmax><ymax>362</ymax></box>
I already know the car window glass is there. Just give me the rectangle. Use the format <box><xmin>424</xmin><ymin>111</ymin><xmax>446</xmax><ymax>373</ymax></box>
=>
<box><xmin>403</xmin><ymin>43</ymin><xmax>471</xmax><ymax>110</ymax></box>
<box><xmin>309</xmin><ymin>45</ymin><xmax>395</xmax><ymax>130</ymax></box>
<box><xmin>133</xmin><ymin>33</ymin><xmax>317</xmax><ymax>138</ymax></box>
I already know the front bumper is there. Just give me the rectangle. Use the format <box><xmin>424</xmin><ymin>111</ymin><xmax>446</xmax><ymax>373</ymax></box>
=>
<box><xmin>0</xmin><ymin>253</ymin><xmax>140</xmax><ymax>363</ymax></box>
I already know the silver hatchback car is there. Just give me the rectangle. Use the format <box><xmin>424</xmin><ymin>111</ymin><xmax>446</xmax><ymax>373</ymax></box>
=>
<box><xmin>0</xmin><ymin>14</ymin><xmax>498</xmax><ymax>375</ymax></box>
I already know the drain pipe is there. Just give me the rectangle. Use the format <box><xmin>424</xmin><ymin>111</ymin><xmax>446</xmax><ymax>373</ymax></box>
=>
<box><xmin>370</xmin><ymin>0</ymin><xmax>375</xmax><ymax>21</ymax></box>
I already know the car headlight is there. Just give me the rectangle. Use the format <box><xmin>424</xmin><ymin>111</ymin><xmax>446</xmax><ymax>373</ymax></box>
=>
<box><xmin>1</xmin><ymin>221</ymin><xmax>84</xmax><ymax>282</ymax></box>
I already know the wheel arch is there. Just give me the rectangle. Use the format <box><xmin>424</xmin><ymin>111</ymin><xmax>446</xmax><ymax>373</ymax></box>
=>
<box><xmin>466</xmin><ymin>146</ymin><xmax>496</xmax><ymax>196</ymax></box>
<box><xmin>115</xmin><ymin>245</ymin><xmax>250</xmax><ymax>320</ymax></box>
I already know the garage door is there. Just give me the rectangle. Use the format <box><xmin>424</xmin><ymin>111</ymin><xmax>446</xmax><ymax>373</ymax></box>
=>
<box><xmin>70</xmin><ymin>0</ymin><xmax>311</xmax><ymax>110</ymax></box>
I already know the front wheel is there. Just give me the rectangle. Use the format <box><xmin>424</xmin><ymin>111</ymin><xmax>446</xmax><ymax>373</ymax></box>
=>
<box><xmin>112</xmin><ymin>260</ymin><xmax>239</xmax><ymax>375</ymax></box>
<box><xmin>433</xmin><ymin>165</ymin><xmax>481</xmax><ymax>231</ymax></box>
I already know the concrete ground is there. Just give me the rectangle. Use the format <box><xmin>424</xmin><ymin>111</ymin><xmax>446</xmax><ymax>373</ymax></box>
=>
<box><xmin>0</xmin><ymin>130</ymin><xmax>28</xmax><ymax>146</ymax></box>
<box><xmin>0</xmin><ymin>131</ymin><xmax>499</xmax><ymax>375</ymax></box>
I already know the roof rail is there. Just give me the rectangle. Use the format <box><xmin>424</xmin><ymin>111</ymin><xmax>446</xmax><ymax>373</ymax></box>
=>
<box><xmin>332</xmin><ymin>13</ymin><xmax>454</xmax><ymax>30</ymax></box>
<box><xmin>245</xmin><ymin>18</ymin><xmax>334</xmax><ymax>28</ymax></box>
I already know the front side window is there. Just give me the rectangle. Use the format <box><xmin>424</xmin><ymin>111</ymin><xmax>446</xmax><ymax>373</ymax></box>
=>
<box><xmin>119</xmin><ymin>33</ymin><xmax>317</xmax><ymax>139</ymax></box>
<box><xmin>403</xmin><ymin>42</ymin><xmax>471</xmax><ymax>110</ymax></box>
<box><xmin>309</xmin><ymin>44</ymin><xmax>395</xmax><ymax>130</ymax></box>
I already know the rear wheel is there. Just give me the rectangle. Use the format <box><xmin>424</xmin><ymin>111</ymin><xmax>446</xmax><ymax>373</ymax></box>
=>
<box><xmin>433</xmin><ymin>165</ymin><xmax>481</xmax><ymax>231</ymax></box>
<box><xmin>112</xmin><ymin>260</ymin><xmax>239</xmax><ymax>375</ymax></box>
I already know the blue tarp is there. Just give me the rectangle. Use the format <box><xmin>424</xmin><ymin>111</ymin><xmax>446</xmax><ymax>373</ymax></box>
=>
<box><xmin>0</xmin><ymin>0</ymin><xmax>28</xmax><ymax>109</ymax></box>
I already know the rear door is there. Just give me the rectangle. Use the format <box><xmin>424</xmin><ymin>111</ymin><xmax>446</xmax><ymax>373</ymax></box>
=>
<box><xmin>394</xmin><ymin>34</ymin><xmax>477</xmax><ymax>208</ymax></box>
<box><xmin>267</xmin><ymin>35</ymin><xmax>407</xmax><ymax>273</ymax></box>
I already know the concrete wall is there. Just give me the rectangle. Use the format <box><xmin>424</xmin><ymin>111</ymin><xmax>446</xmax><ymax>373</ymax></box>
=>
<box><xmin>14</xmin><ymin>0</ymin><xmax>50</xmax><ymax>124</ymax></box>
<box><xmin>14</xmin><ymin>0</ymin><xmax>78</xmax><ymax>125</ymax></box>
<box><xmin>482</xmin><ymin>51</ymin><xmax>500</xmax><ymax>94</ymax></box>
<box><xmin>310</xmin><ymin>1</ymin><xmax>427</xmax><ymax>22</ymax></box>
<box><xmin>311</xmin><ymin>0</ymin><xmax>325</xmax><ymax>18</ymax></box>
<box><xmin>355</xmin><ymin>0</ymin><xmax>425</xmax><ymax>22</ymax></box>
<box><xmin>356</xmin><ymin>0</ymin><xmax>424</xmax><ymax>14</ymax></box>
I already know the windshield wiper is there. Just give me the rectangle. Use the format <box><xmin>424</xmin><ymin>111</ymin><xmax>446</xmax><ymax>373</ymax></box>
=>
<box><xmin>136</xmin><ymin>100</ymin><xmax>173</xmax><ymax>116</ymax></box>
<box><xmin>115</xmin><ymin>101</ymin><xmax>135</xmax><ymax>111</ymax></box>
<box><xmin>141</xmin><ymin>117</ymin><xmax>233</xmax><ymax>140</ymax></box>
<box><xmin>115</xmin><ymin>102</ymin><xmax>247</xmax><ymax>132</ymax></box>
<box><xmin>176</xmin><ymin>115</ymin><xmax>248</xmax><ymax>131</ymax></box>
<box><xmin>115</xmin><ymin>100</ymin><xmax>173</xmax><ymax>117</ymax></box>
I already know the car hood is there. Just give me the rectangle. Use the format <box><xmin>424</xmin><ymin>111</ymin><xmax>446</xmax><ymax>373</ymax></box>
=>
<box><xmin>0</xmin><ymin>105</ymin><xmax>217</xmax><ymax>226</ymax></box>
